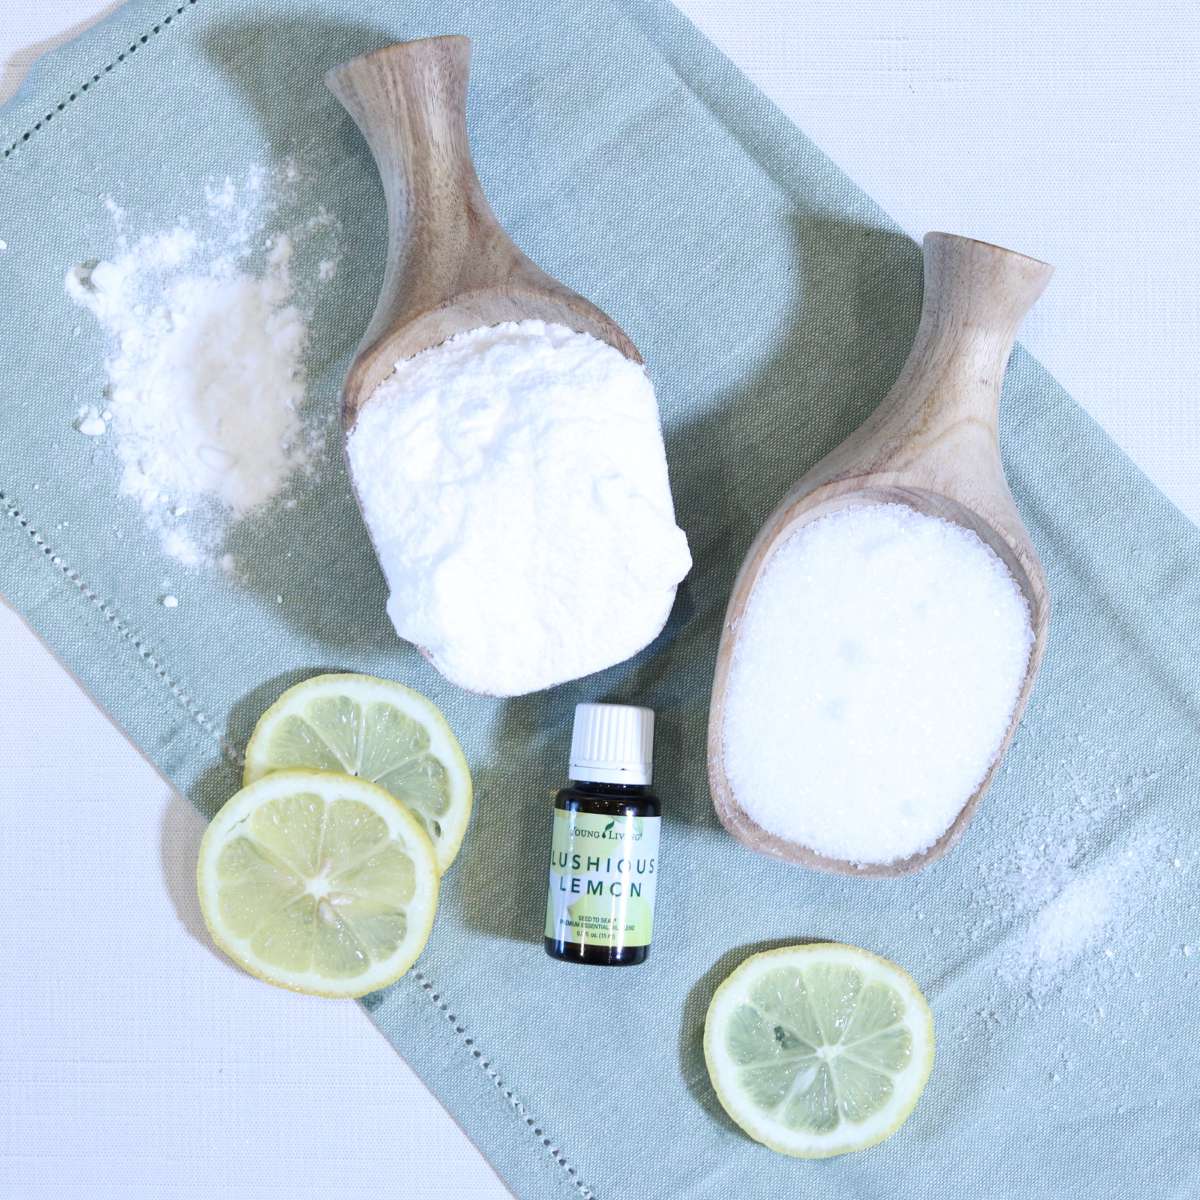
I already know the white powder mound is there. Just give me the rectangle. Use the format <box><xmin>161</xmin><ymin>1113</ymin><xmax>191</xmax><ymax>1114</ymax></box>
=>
<box><xmin>74</xmin><ymin>405</ymin><xmax>107</xmax><ymax>437</ymax></box>
<box><xmin>347</xmin><ymin>320</ymin><xmax>692</xmax><ymax>696</ymax></box>
<box><xmin>722</xmin><ymin>503</ymin><xmax>1033</xmax><ymax>865</ymax></box>
<box><xmin>66</xmin><ymin>165</ymin><xmax>337</xmax><ymax>565</ymax></box>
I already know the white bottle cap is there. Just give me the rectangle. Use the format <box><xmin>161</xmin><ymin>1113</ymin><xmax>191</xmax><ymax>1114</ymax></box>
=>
<box><xmin>568</xmin><ymin>703</ymin><xmax>655</xmax><ymax>786</ymax></box>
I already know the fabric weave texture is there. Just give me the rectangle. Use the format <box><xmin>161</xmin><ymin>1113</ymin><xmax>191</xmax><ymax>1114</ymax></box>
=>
<box><xmin>1</xmin><ymin>2</ymin><xmax>1196</xmax><ymax>1197</ymax></box>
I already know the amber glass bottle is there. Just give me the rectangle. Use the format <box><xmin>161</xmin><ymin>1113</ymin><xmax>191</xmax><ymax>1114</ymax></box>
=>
<box><xmin>544</xmin><ymin>704</ymin><xmax>661</xmax><ymax>967</ymax></box>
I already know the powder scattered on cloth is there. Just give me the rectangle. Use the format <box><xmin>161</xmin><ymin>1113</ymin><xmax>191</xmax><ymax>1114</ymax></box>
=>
<box><xmin>722</xmin><ymin>503</ymin><xmax>1033</xmax><ymax>865</ymax></box>
<box><xmin>74</xmin><ymin>405</ymin><xmax>108</xmax><ymax>437</ymax></box>
<box><xmin>967</xmin><ymin>757</ymin><xmax>1177</xmax><ymax>997</ymax></box>
<box><xmin>66</xmin><ymin>164</ymin><xmax>338</xmax><ymax>565</ymax></box>
<box><xmin>1025</xmin><ymin>871</ymin><xmax>1115</xmax><ymax>967</ymax></box>
<box><xmin>347</xmin><ymin>320</ymin><xmax>692</xmax><ymax>697</ymax></box>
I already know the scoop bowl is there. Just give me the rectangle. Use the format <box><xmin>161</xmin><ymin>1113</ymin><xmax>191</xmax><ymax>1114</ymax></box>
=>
<box><xmin>708</xmin><ymin>233</ymin><xmax>1053</xmax><ymax>876</ymax></box>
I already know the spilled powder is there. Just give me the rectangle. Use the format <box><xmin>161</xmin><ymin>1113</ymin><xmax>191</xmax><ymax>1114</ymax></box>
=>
<box><xmin>940</xmin><ymin>748</ymin><xmax>1193</xmax><ymax>1122</ymax></box>
<box><xmin>964</xmin><ymin>754</ymin><xmax>1180</xmax><ymax>1000</ymax></box>
<box><xmin>66</xmin><ymin>163</ymin><xmax>339</xmax><ymax>566</ymax></box>
<box><xmin>1025</xmin><ymin>871</ymin><xmax>1115</xmax><ymax>967</ymax></box>
<box><xmin>74</xmin><ymin>405</ymin><xmax>108</xmax><ymax>437</ymax></box>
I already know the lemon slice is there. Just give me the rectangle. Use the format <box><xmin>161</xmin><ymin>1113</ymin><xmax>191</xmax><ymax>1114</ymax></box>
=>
<box><xmin>704</xmin><ymin>943</ymin><xmax>934</xmax><ymax>1157</ymax></box>
<box><xmin>197</xmin><ymin>770</ymin><xmax>439</xmax><ymax>998</ymax></box>
<box><xmin>243</xmin><ymin>674</ymin><xmax>472</xmax><ymax>872</ymax></box>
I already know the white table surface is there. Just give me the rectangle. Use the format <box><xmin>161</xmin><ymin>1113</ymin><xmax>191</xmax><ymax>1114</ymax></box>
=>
<box><xmin>2</xmin><ymin>2</ymin><xmax>1197</xmax><ymax>1197</ymax></box>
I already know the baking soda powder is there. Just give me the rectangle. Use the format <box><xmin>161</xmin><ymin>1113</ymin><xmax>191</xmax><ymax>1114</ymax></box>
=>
<box><xmin>66</xmin><ymin>165</ymin><xmax>337</xmax><ymax>565</ymax></box>
<box><xmin>347</xmin><ymin>321</ymin><xmax>691</xmax><ymax>696</ymax></box>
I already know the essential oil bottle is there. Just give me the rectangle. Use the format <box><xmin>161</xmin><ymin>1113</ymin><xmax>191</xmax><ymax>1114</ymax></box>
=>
<box><xmin>544</xmin><ymin>703</ymin><xmax>661</xmax><ymax>967</ymax></box>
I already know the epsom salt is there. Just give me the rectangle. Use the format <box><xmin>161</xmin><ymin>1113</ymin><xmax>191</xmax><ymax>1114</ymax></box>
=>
<box><xmin>722</xmin><ymin>503</ymin><xmax>1033</xmax><ymax>864</ymax></box>
<box><xmin>969</xmin><ymin>759</ymin><xmax>1173</xmax><ymax>995</ymax></box>
<box><xmin>347</xmin><ymin>320</ymin><xmax>691</xmax><ymax>697</ymax></box>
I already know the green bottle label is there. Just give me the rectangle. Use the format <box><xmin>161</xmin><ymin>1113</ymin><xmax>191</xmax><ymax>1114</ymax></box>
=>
<box><xmin>544</xmin><ymin>809</ymin><xmax>661</xmax><ymax>949</ymax></box>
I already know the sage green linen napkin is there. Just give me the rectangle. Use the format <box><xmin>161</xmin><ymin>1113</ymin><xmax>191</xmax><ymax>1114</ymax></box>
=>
<box><xmin>2</xmin><ymin>2</ymin><xmax>1196</xmax><ymax>1197</ymax></box>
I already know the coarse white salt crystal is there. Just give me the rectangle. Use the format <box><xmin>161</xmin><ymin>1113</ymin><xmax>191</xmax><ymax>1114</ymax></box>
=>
<box><xmin>74</xmin><ymin>407</ymin><xmax>107</xmax><ymax>437</ymax></box>
<box><xmin>160</xmin><ymin>594</ymin><xmax>179</xmax><ymax>608</ymax></box>
<box><xmin>1026</xmin><ymin>872</ymin><xmax>1113</xmax><ymax>964</ymax></box>
<box><xmin>957</xmin><ymin>758</ymin><xmax>1174</xmax><ymax>1007</ymax></box>
<box><xmin>722</xmin><ymin>503</ymin><xmax>1033</xmax><ymax>864</ymax></box>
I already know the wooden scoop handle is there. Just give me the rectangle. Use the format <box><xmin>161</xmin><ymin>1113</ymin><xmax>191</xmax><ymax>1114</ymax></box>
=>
<box><xmin>800</xmin><ymin>233</ymin><xmax>1053</xmax><ymax>509</ymax></box>
<box><xmin>877</xmin><ymin>233</ymin><xmax>1054</xmax><ymax>446</ymax></box>
<box><xmin>327</xmin><ymin>37</ymin><xmax>588</xmax><ymax>424</ymax></box>
<box><xmin>329</xmin><ymin>39</ymin><xmax>517</xmax><ymax>338</ymax></box>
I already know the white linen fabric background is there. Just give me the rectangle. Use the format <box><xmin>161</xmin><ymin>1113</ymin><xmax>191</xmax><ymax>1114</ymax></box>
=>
<box><xmin>1</xmin><ymin>2</ymin><xmax>1196</xmax><ymax>1197</ymax></box>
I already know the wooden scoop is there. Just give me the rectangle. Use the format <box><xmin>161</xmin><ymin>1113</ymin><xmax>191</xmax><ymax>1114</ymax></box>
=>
<box><xmin>325</xmin><ymin>36</ymin><xmax>640</xmax><ymax>429</ymax></box>
<box><xmin>708</xmin><ymin>232</ymin><xmax>1053</xmax><ymax>877</ymax></box>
